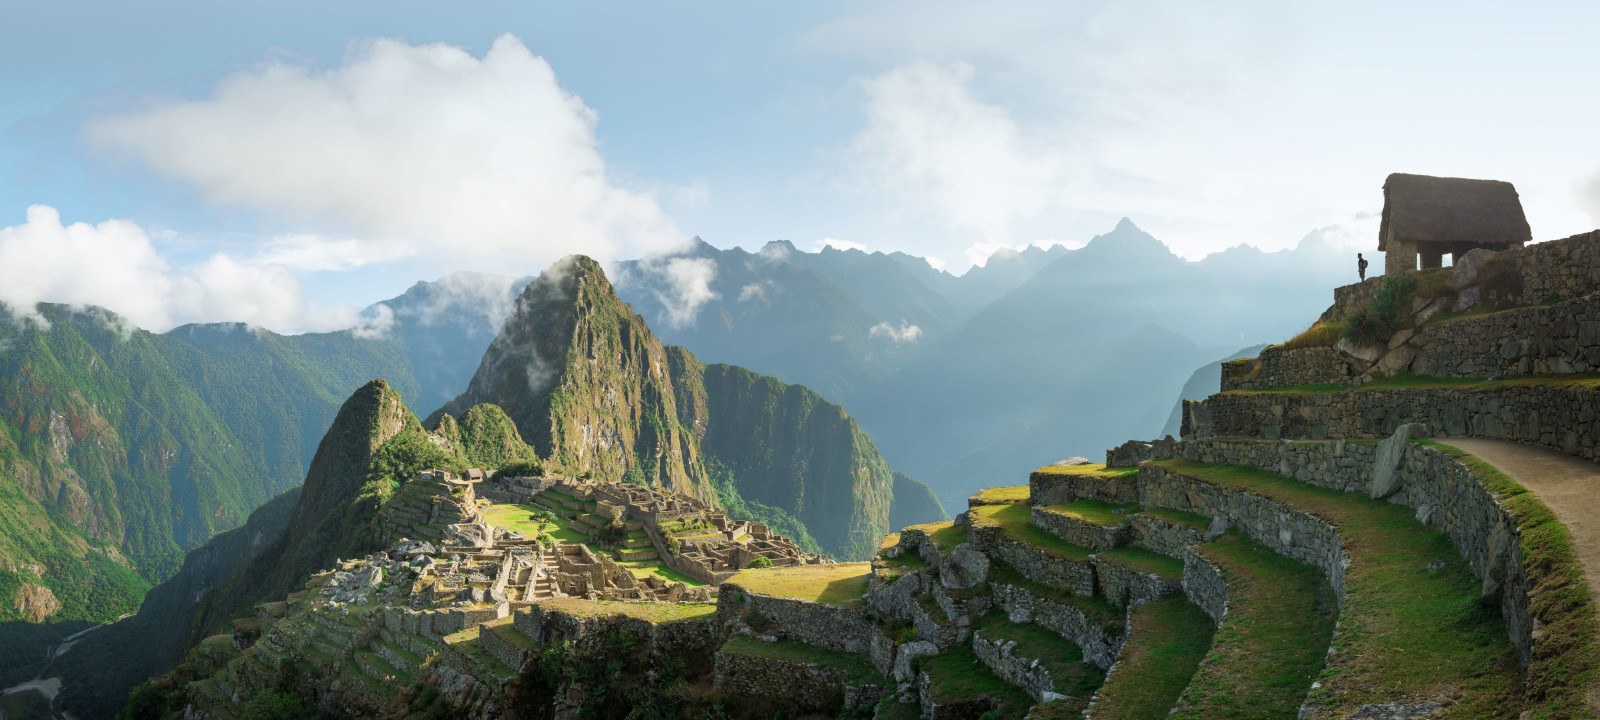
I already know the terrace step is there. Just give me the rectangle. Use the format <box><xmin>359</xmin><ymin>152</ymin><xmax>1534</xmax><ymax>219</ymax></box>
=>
<box><xmin>1084</xmin><ymin>595</ymin><xmax>1214</xmax><ymax>720</ymax></box>
<box><xmin>971</xmin><ymin>611</ymin><xmax>1107</xmax><ymax>705</ymax></box>
<box><xmin>1029</xmin><ymin>500</ymin><xmax>1136</xmax><ymax>552</ymax></box>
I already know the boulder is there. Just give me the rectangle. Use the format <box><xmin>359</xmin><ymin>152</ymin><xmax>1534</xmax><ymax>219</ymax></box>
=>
<box><xmin>1453</xmin><ymin>285</ymin><xmax>1482</xmax><ymax>313</ymax></box>
<box><xmin>1386</xmin><ymin>328</ymin><xmax>1414</xmax><ymax>350</ymax></box>
<box><xmin>1336</xmin><ymin>337</ymin><xmax>1385</xmax><ymax>364</ymax></box>
<box><xmin>941</xmin><ymin>543</ymin><xmax>990</xmax><ymax>590</ymax></box>
<box><xmin>1370</xmin><ymin>423</ymin><xmax>1427</xmax><ymax>500</ymax></box>
<box><xmin>1374</xmin><ymin>346</ymin><xmax>1416</xmax><ymax>377</ymax></box>
<box><xmin>1411</xmin><ymin>297</ymin><xmax>1449</xmax><ymax>324</ymax></box>
<box><xmin>1050</xmin><ymin>457</ymin><xmax>1091</xmax><ymax>467</ymax></box>
<box><xmin>893</xmin><ymin>641</ymin><xmax>939</xmax><ymax>683</ymax></box>
<box><xmin>1451</xmin><ymin>248</ymin><xmax>1499</xmax><ymax>288</ymax></box>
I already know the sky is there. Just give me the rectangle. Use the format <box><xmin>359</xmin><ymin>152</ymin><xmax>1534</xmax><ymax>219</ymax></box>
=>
<box><xmin>1</xmin><ymin>1</ymin><xmax>1598</xmax><ymax>333</ymax></box>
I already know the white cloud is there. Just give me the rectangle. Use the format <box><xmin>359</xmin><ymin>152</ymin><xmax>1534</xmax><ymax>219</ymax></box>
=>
<box><xmin>630</xmin><ymin>256</ymin><xmax>719</xmax><ymax>328</ymax></box>
<box><xmin>817</xmin><ymin>237</ymin><xmax>868</xmax><ymax>252</ymax></box>
<box><xmin>737</xmin><ymin>283</ymin><xmax>767</xmax><ymax>303</ymax></box>
<box><xmin>868</xmin><ymin>320</ymin><xmax>923</xmax><ymax>343</ymax></box>
<box><xmin>0</xmin><ymin>205</ymin><xmax>361</xmax><ymax>334</ymax></box>
<box><xmin>89</xmin><ymin>34</ymin><xmax>688</xmax><ymax>272</ymax></box>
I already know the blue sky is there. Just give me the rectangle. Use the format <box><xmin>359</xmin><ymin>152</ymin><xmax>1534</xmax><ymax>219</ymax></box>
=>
<box><xmin>2</xmin><ymin>1</ymin><xmax>1597</xmax><ymax>332</ymax></box>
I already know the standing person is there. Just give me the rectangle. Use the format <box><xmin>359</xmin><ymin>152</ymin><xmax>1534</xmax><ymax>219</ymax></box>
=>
<box><xmin>1358</xmin><ymin>253</ymin><xmax>1368</xmax><ymax>281</ymax></box>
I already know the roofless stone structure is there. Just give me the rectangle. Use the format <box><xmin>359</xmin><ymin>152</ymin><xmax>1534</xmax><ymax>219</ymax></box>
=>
<box><xmin>1379</xmin><ymin>172</ymin><xmax>1531</xmax><ymax>275</ymax></box>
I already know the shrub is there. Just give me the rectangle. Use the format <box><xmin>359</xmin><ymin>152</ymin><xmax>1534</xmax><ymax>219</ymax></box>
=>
<box><xmin>1342</xmin><ymin>310</ymin><xmax>1391</xmax><ymax>346</ymax></box>
<box><xmin>665</xmin><ymin>536</ymin><xmax>681</xmax><ymax>555</ymax></box>
<box><xmin>239</xmin><ymin>691</ymin><xmax>317</xmax><ymax>720</ymax></box>
<box><xmin>748</xmin><ymin>557</ymin><xmax>773</xmax><ymax>569</ymax></box>
<box><xmin>491</xmin><ymin>460</ymin><xmax>544</xmax><ymax>480</ymax></box>
<box><xmin>1280</xmin><ymin>321</ymin><xmax>1345</xmax><ymax>350</ymax></box>
<box><xmin>596</xmin><ymin>518</ymin><xmax>627</xmax><ymax>546</ymax></box>
<box><xmin>1342</xmin><ymin>274</ymin><xmax>1416</xmax><ymax>345</ymax></box>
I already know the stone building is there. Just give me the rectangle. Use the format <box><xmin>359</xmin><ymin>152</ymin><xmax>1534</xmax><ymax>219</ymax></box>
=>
<box><xmin>1379</xmin><ymin>172</ymin><xmax>1530</xmax><ymax>275</ymax></box>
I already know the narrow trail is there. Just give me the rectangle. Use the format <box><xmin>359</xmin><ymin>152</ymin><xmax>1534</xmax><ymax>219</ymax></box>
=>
<box><xmin>1441</xmin><ymin>439</ymin><xmax>1600</xmax><ymax>597</ymax></box>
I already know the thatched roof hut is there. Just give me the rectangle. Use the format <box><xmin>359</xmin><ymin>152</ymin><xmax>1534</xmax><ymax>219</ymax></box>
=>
<box><xmin>1379</xmin><ymin>173</ymin><xmax>1530</xmax><ymax>274</ymax></box>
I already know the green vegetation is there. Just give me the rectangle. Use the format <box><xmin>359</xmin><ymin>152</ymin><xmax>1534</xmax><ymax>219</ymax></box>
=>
<box><xmin>1097</xmin><ymin>547</ymin><xmax>1183</xmax><ymax>581</ymax></box>
<box><xmin>917</xmin><ymin>642</ymin><xmax>1035</xmax><ymax>719</ymax></box>
<box><xmin>239</xmin><ymin>690</ymin><xmax>318</xmax><ymax>720</ymax></box>
<box><xmin>720</xmin><ymin>635</ymin><xmax>884</xmax><ymax>685</ymax></box>
<box><xmin>1277</xmin><ymin>320</ymin><xmax>1344</xmax><ymax>350</ymax></box>
<box><xmin>969</xmin><ymin>504</ymin><xmax>1092</xmax><ymax>562</ymax></box>
<box><xmin>973</xmin><ymin>610</ymin><xmax>1106</xmax><ymax>698</ymax></box>
<box><xmin>1233</xmin><ymin>371</ymin><xmax>1600</xmax><ymax>397</ymax></box>
<box><xmin>986</xmin><ymin>559</ymin><xmax>1122</xmax><ymax>629</ymax></box>
<box><xmin>1140</xmin><ymin>507</ymin><xmax>1211</xmax><ymax>530</ymax></box>
<box><xmin>1427</xmin><ymin>442</ymin><xmax>1599</xmax><ymax>719</ymax></box>
<box><xmin>481</xmin><ymin>503</ymin><xmax>589</xmax><ymax>544</ymax></box>
<box><xmin>970</xmin><ymin>485</ymin><xmax>1030</xmax><ymax>504</ymax></box>
<box><xmin>726</xmin><ymin>562</ymin><xmax>872</xmax><ymax>609</ymax></box>
<box><xmin>1040</xmin><ymin>499</ymin><xmax>1138</xmax><ymax>527</ymax></box>
<box><xmin>705</xmin><ymin>458</ymin><xmax>823</xmax><ymax>556</ymax></box>
<box><xmin>1032</xmin><ymin>463</ymin><xmax>1138</xmax><ymax>479</ymax></box>
<box><xmin>1157</xmin><ymin>460</ymin><xmax>1524</xmax><ymax>718</ymax></box>
<box><xmin>905</xmin><ymin>521</ymin><xmax>968</xmax><ymax>553</ymax></box>
<box><xmin>1172</xmin><ymin>531</ymin><xmax>1335</xmax><ymax>719</ymax></box>
<box><xmin>1088</xmin><ymin>596</ymin><xmax>1214</xmax><ymax>720</ymax></box>
<box><xmin>1343</xmin><ymin>273</ymin><xmax>1417</xmax><ymax>345</ymax></box>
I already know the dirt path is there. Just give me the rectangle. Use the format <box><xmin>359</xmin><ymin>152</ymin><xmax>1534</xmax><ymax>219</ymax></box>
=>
<box><xmin>1441</xmin><ymin>439</ymin><xmax>1600</xmax><ymax>596</ymax></box>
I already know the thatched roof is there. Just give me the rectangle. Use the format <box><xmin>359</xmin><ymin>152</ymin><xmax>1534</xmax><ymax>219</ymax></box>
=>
<box><xmin>1378</xmin><ymin>173</ymin><xmax>1531</xmax><ymax>251</ymax></box>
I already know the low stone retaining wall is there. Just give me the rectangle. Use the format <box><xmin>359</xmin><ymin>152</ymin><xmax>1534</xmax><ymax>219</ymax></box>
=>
<box><xmin>1180</xmin><ymin>548</ymin><xmax>1228</xmax><ymax>625</ymax></box>
<box><xmin>990</xmin><ymin>582</ymin><xmax>1124</xmax><ymax>670</ymax></box>
<box><xmin>1128</xmin><ymin>514</ymin><xmax>1206</xmax><ymax>558</ymax></box>
<box><xmin>972</xmin><ymin>629</ymin><xmax>1057</xmax><ymax>702</ymax></box>
<box><xmin>714</xmin><ymin>650</ymin><xmax>882</xmax><ymax>714</ymax></box>
<box><xmin>1139</xmin><ymin>464</ymin><xmax>1349</xmax><ymax>605</ymax></box>
<box><xmin>1408</xmin><ymin>292</ymin><xmax>1600</xmax><ymax>377</ymax></box>
<box><xmin>1031</xmin><ymin>507</ymin><xmax>1128</xmax><ymax>551</ymax></box>
<box><xmin>1090</xmin><ymin>557</ymin><xmax>1178</xmax><ymax>609</ymax></box>
<box><xmin>1222</xmin><ymin>345</ymin><xmax>1356</xmax><ymax>392</ymax></box>
<box><xmin>864</xmin><ymin>566</ymin><xmax>924</xmax><ymax>621</ymax></box>
<box><xmin>513</xmin><ymin>604</ymin><xmax>718</xmax><ymax>655</ymax></box>
<box><xmin>1189</xmin><ymin>385</ymin><xmax>1600</xmax><ymax>464</ymax></box>
<box><xmin>716</xmin><ymin>586</ymin><xmax>879</xmax><ymax>655</ymax></box>
<box><xmin>1030</xmin><ymin>469</ymin><xmax>1140</xmax><ymax>506</ymax></box>
<box><xmin>969</xmin><ymin>525</ymin><xmax>1095</xmax><ymax>596</ymax></box>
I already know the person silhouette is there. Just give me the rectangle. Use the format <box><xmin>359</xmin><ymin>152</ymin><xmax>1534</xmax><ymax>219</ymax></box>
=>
<box><xmin>1358</xmin><ymin>253</ymin><xmax>1368</xmax><ymax>281</ymax></box>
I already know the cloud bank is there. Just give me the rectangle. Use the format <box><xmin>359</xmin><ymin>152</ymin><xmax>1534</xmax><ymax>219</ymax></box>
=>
<box><xmin>0</xmin><ymin>206</ymin><xmax>363</xmax><ymax>333</ymax></box>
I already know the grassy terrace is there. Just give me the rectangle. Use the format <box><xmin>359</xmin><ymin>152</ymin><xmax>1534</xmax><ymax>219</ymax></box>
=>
<box><xmin>1140</xmin><ymin>506</ymin><xmax>1211</xmax><ymax>530</ymax></box>
<box><xmin>970</xmin><ymin>504</ymin><xmax>1092</xmax><ymax>562</ymax></box>
<box><xmin>1156</xmin><ymin>459</ymin><xmax>1523</xmax><ymax>718</ymax></box>
<box><xmin>1088</xmin><ymin>595</ymin><xmax>1214</xmax><ymax>720</ymax></box>
<box><xmin>726</xmin><ymin>562</ymin><xmax>872</xmax><ymax>609</ymax></box>
<box><xmin>971</xmin><ymin>485</ymin><xmax>1031</xmax><ymax>504</ymax></box>
<box><xmin>480</xmin><ymin>502</ymin><xmax>590</xmax><ymax>544</ymax></box>
<box><xmin>616</xmin><ymin>561</ymin><xmax>705</xmax><ymax>586</ymax></box>
<box><xmin>919</xmin><ymin>643</ymin><xmax>1036</xmax><ymax>719</ymax></box>
<box><xmin>720</xmin><ymin>635</ymin><xmax>884</xmax><ymax>684</ymax></box>
<box><xmin>1096</xmin><ymin>547</ymin><xmax>1183</xmax><ymax>582</ymax></box>
<box><xmin>1172</xmin><ymin>531</ymin><xmax>1336</xmax><ymax>719</ymax></box>
<box><xmin>1039</xmin><ymin>499</ymin><xmax>1139</xmax><ymax>527</ymax></box>
<box><xmin>987</xmin><ymin>559</ymin><xmax>1122</xmax><ymax>630</ymax></box>
<box><xmin>1229</xmin><ymin>371</ymin><xmax>1600</xmax><ymax>396</ymax></box>
<box><xmin>1427</xmin><ymin>442</ymin><xmax>1599</xmax><ymax>718</ymax></box>
<box><xmin>973</xmin><ymin>611</ymin><xmax>1106</xmax><ymax>699</ymax></box>
<box><xmin>1032</xmin><ymin>462</ymin><xmax>1138</xmax><ymax>479</ymax></box>
<box><xmin>905</xmin><ymin>520</ymin><xmax>968</xmax><ymax>552</ymax></box>
<box><xmin>539</xmin><ymin>597</ymin><xmax>717</xmax><ymax>623</ymax></box>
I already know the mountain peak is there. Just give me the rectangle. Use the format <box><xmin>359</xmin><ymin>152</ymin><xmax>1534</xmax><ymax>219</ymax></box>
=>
<box><xmin>1114</xmin><ymin>217</ymin><xmax>1141</xmax><ymax>233</ymax></box>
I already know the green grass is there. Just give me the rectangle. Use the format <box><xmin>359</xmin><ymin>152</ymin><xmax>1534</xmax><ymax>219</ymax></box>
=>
<box><xmin>1039</xmin><ymin>499</ymin><xmax>1139</xmax><ymax>527</ymax></box>
<box><xmin>619</xmin><ymin>562</ymin><xmax>705</xmax><ymax>586</ymax></box>
<box><xmin>719</xmin><ymin>635</ymin><xmax>884</xmax><ymax>685</ymax></box>
<box><xmin>970</xmin><ymin>486</ymin><xmax>1031</xmax><ymax>504</ymax></box>
<box><xmin>970</xmin><ymin>504</ymin><xmax>1092</xmax><ymax>562</ymax></box>
<box><xmin>1140</xmin><ymin>507</ymin><xmax>1212</xmax><ymax>530</ymax></box>
<box><xmin>1157</xmin><ymin>459</ymin><xmax>1524</xmax><ymax>718</ymax></box>
<box><xmin>1171</xmin><ymin>531</ymin><xmax>1335</xmax><ymax>719</ymax></box>
<box><xmin>1426</xmin><ymin>442</ymin><xmax>1599</xmax><ymax>719</ymax></box>
<box><xmin>905</xmin><ymin>521</ymin><xmax>969</xmax><ymax>553</ymax></box>
<box><xmin>1232</xmin><ymin>371</ymin><xmax>1600</xmax><ymax>396</ymax></box>
<box><xmin>1097</xmin><ymin>547</ymin><xmax>1183</xmax><ymax>581</ymax></box>
<box><xmin>973</xmin><ymin>611</ymin><xmax>1106</xmax><ymax>698</ymax></box>
<box><xmin>918</xmin><ymin>643</ymin><xmax>1036</xmax><ymax>718</ymax></box>
<box><xmin>539</xmin><ymin>597</ymin><xmax>717</xmax><ymax>623</ymax></box>
<box><xmin>1032</xmin><ymin>463</ymin><xmax>1138</xmax><ymax>478</ymax></box>
<box><xmin>1086</xmin><ymin>595</ymin><xmax>1214</xmax><ymax>720</ymax></box>
<box><xmin>479</xmin><ymin>502</ymin><xmax>590</xmax><ymax>544</ymax></box>
<box><xmin>879</xmin><ymin>552</ymin><xmax>928</xmax><ymax>571</ymax></box>
<box><xmin>986</xmin><ymin>558</ymin><xmax>1122</xmax><ymax>630</ymax></box>
<box><xmin>726</xmin><ymin>562</ymin><xmax>872</xmax><ymax>609</ymax></box>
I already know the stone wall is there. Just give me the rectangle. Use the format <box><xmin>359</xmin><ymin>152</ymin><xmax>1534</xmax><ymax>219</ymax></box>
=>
<box><xmin>1321</xmin><ymin>276</ymin><xmax>1387</xmax><ymax>323</ymax></box>
<box><xmin>1090</xmin><ymin>557</ymin><xmax>1178</xmax><ymax>609</ymax></box>
<box><xmin>990</xmin><ymin>581</ymin><xmax>1125</xmax><ymax>670</ymax></box>
<box><xmin>1128</xmin><ymin>514</ymin><xmax>1206</xmax><ymax>559</ymax></box>
<box><xmin>1180</xmin><ymin>548</ymin><xmax>1227</xmax><ymax>625</ymax></box>
<box><xmin>1407</xmin><ymin>293</ymin><xmax>1600</xmax><ymax>377</ymax></box>
<box><xmin>1030</xmin><ymin>507</ymin><xmax>1128</xmax><ymax>551</ymax></box>
<box><xmin>716</xmin><ymin>585</ymin><xmax>879</xmax><ymax>656</ymax></box>
<box><xmin>971</xmin><ymin>629</ymin><xmax>1057</xmax><ymax>702</ymax></box>
<box><xmin>1139</xmin><ymin>464</ymin><xmax>1350</xmax><ymax>605</ymax></box>
<box><xmin>969</xmin><ymin>524</ymin><xmax>1096</xmax><ymax>596</ymax></box>
<box><xmin>512</xmin><ymin>604</ymin><xmax>718</xmax><ymax>656</ymax></box>
<box><xmin>1191</xmin><ymin>385</ymin><xmax>1600</xmax><ymax>464</ymax></box>
<box><xmin>713</xmin><ymin>650</ymin><xmax>882</xmax><ymax>714</ymax></box>
<box><xmin>1029</xmin><ymin>469</ymin><xmax>1140</xmax><ymax>506</ymax></box>
<box><xmin>1222</xmin><ymin>346</ymin><xmax>1356</xmax><ymax>392</ymax></box>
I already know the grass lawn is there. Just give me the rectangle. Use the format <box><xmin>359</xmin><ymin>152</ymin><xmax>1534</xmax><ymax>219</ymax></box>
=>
<box><xmin>879</xmin><ymin>533</ymin><xmax>900</xmax><ymax>553</ymax></box>
<box><xmin>1033</xmin><ymin>463</ymin><xmax>1138</xmax><ymax>479</ymax></box>
<box><xmin>719</xmin><ymin>635</ymin><xmax>884</xmax><ymax>684</ymax></box>
<box><xmin>1171</xmin><ymin>531</ymin><xmax>1335</xmax><ymax>719</ymax></box>
<box><xmin>1158</xmin><ymin>459</ymin><xmax>1524</xmax><ymax>719</ymax></box>
<box><xmin>1096</xmin><ymin>547</ymin><xmax>1184</xmax><ymax>582</ymax></box>
<box><xmin>974</xmin><ymin>610</ymin><xmax>1106</xmax><ymax>699</ymax></box>
<box><xmin>1140</xmin><ymin>506</ymin><xmax>1212</xmax><ymax>530</ymax></box>
<box><xmin>1040</xmin><ymin>499</ymin><xmax>1139</xmax><ymax>527</ymax></box>
<box><xmin>480</xmin><ymin>502</ymin><xmax>589</xmax><ymax>543</ymax></box>
<box><xmin>919</xmin><ymin>642</ymin><xmax>1036</xmax><ymax>719</ymax></box>
<box><xmin>727</xmin><ymin>562</ymin><xmax>872</xmax><ymax>609</ymax></box>
<box><xmin>987</xmin><ymin>559</ymin><xmax>1123</xmax><ymax>630</ymax></box>
<box><xmin>971</xmin><ymin>485</ymin><xmax>1031</xmax><ymax>504</ymax></box>
<box><xmin>970</xmin><ymin>504</ymin><xmax>1092</xmax><ymax>562</ymax></box>
<box><xmin>539</xmin><ymin>597</ymin><xmax>717</xmax><ymax>622</ymax></box>
<box><xmin>1086</xmin><ymin>595</ymin><xmax>1214</xmax><ymax>720</ymax></box>
<box><xmin>617</xmin><ymin>561</ymin><xmax>705</xmax><ymax>586</ymax></box>
<box><xmin>906</xmin><ymin>521</ymin><xmax>969</xmax><ymax>552</ymax></box>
